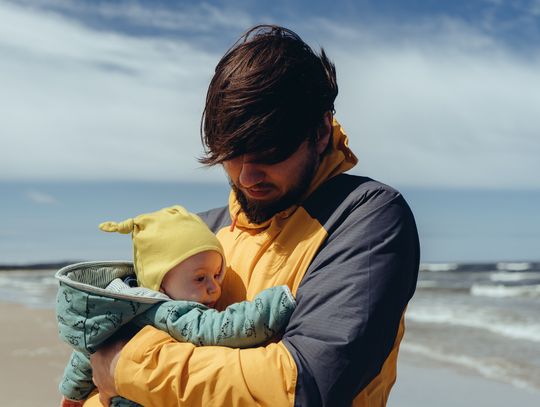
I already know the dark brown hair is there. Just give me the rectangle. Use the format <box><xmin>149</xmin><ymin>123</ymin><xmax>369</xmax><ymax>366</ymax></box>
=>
<box><xmin>200</xmin><ymin>25</ymin><xmax>338</xmax><ymax>165</ymax></box>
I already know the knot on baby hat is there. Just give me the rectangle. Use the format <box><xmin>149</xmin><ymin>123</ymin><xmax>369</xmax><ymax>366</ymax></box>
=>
<box><xmin>99</xmin><ymin>218</ymin><xmax>135</xmax><ymax>234</ymax></box>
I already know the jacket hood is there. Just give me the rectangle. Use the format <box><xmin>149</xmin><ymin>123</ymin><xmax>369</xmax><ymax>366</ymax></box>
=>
<box><xmin>228</xmin><ymin>119</ymin><xmax>358</xmax><ymax>230</ymax></box>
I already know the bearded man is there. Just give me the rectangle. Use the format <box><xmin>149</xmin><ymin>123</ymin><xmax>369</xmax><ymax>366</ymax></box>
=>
<box><xmin>88</xmin><ymin>25</ymin><xmax>420</xmax><ymax>407</ymax></box>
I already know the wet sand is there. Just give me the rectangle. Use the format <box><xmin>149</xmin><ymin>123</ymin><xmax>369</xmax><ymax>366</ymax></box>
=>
<box><xmin>388</xmin><ymin>349</ymin><xmax>540</xmax><ymax>407</ymax></box>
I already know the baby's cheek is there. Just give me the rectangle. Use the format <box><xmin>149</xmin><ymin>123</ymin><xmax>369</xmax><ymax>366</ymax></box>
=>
<box><xmin>191</xmin><ymin>289</ymin><xmax>205</xmax><ymax>302</ymax></box>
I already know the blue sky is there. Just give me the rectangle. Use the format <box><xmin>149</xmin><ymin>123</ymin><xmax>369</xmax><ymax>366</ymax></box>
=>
<box><xmin>2</xmin><ymin>0</ymin><xmax>540</xmax><ymax>188</ymax></box>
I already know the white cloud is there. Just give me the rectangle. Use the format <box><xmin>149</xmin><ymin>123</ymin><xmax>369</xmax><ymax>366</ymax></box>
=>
<box><xmin>1</xmin><ymin>2</ymin><xmax>539</xmax><ymax>188</ymax></box>
<box><xmin>310</xmin><ymin>18</ymin><xmax>540</xmax><ymax>188</ymax></box>
<box><xmin>11</xmin><ymin>0</ymin><xmax>254</xmax><ymax>33</ymax></box>
<box><xmin>0</xmin><ymin>1</ymin><xmax>223</xmax><ymax>182</ymax></box>
<box><xmin>26</xmin><ymin>189</ymin><xmax>57</xmax><ymax>204</ymax></box>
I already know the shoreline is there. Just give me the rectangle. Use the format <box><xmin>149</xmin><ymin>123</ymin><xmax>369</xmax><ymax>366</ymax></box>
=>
<box><xmin>1</xmin><ymin>300</ymin><xmax>539</xmax><ymax>406</ymax></box>
<box><xmin>0</xmin><ymin>262</ymin><xmax>77</xmax><ymax>271</ymax></box>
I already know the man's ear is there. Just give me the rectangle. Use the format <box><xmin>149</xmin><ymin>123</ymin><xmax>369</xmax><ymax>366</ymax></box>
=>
<box><xmin>316</xmin><ymin>111</ymin><xmax>333</xmax><ymax>155</ymax></box>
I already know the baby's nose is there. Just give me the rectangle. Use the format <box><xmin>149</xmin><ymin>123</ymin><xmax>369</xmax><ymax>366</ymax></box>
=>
<box><xmin>207</xmin><ymin>279</ymin><xmax>221</xmax><ymax>295</ymax></box>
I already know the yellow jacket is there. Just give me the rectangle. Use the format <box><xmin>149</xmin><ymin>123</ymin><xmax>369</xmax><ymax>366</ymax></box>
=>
<box><xmin>84</xmin><ymin>120</ymin><xmax>419</xmax><ymax>406</ymax></box>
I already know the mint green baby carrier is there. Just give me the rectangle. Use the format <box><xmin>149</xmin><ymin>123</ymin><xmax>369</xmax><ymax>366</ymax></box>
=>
<box><xmin>56</xmin><ymin>261</ymin><xmax>295</xmax><ymax>406</ymax></box>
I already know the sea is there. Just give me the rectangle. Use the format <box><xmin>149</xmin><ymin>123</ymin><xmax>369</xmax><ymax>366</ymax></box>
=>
<box><xmin>405</xmin><ymin>262</ymin><xmax>540</xmax><ymax>392</ymax></box>
<box><xmin>1</xmin><ymin>181</ymin><xmax>540</xmax><ymax>391</ymax></box>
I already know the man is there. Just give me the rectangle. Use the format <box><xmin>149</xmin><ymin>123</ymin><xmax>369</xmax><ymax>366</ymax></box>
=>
<box><xmin>88</xmin><ymin>25</ymin><xmax>419</xmax><ymax>406</ymax></box>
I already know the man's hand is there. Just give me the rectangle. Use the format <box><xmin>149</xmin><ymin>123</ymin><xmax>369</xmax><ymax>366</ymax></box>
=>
<box><xmin>90</xmin><ymin>339</ymin><xmax>126</xmax><ymax>407</ymax></box>
<box><xmin>60</xmin><ymin>396</ymin><xmax>84</xmax><ymax>407</ymax></box>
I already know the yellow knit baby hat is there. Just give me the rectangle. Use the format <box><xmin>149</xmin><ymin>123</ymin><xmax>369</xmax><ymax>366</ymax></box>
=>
<box><xmin>99</xmin><ymin>205</ymin><xmax>225</xmax><ymax>291</ymax></box>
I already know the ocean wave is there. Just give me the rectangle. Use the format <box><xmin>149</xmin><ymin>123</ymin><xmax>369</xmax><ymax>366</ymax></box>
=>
<box><xmin>471</xmin><ymin>283</ymin><xmax>540</xmax><ymax>298</ymax></box>
<box><xmin>420</xmin><ymin>263</ymin><xmax>459</xmax><ymax>272</ymax></box>
<box><xmin>415</xmin><ymin>280</ymin><xmax>441</xmax><ymax>289</ymax></box>
<box><xmin>497</xmin><ymin>262</ymin><xmax>533</xmax><ymax>271</ymax></box>
<box><xmin>415</xmin><ymin>279</ymin><xmax>470</xmax><ymax>291</ymax></box>
<box><xmin>407</xmin><ymin>306</ymin><xmax>540</xmax><ymax>343</ymax></box>
<box><xmin>490</xmin><ymin>271</ymin><xmax>540</xmax><ymax>282</ymax></box>
<box><xmin>0</xmin><ymin>275</ymin><xmax>55</xmax><ymax>291</ymax></box>
<box><xmin>0</xmin><ymin>271</ymin><xmax>57</xmax><ymax>308</ymax></box>
<box><xmin>420</xmin><ymin>262</ymin><xmax>540</xmax><ymax>273</ymax></box>
<box><xmin>400</xmin><ymin>343</ymin><xmax>535</xmax><ymax>390</ymax></box>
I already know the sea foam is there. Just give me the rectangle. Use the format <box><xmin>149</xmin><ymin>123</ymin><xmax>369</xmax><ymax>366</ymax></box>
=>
<box><xmin>471</xmin><ymin>283</ymin><xmax>540</xmax><ymax>298</ymax></box>
<box><xmin>407</xmin><ymin>305</ymin><xmax>540</xmax><ymax>343</ymax></box>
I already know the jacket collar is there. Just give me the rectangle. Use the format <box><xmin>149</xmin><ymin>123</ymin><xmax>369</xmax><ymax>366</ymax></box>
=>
<box><xmin>228</xmin><ymin>119</ymin><xmax>358</xmax><ymax>230</ymax></box>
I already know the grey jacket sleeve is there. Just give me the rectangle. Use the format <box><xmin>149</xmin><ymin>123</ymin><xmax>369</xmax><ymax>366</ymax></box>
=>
<box><xmin>135</xmin><ymin>285</ymin><xmax>296</xmax><ymax>348</ymax></box>
<box><xmin>283</xmin><ymin>178</ymin><xmax>420</xmax><ymax>406</ymax></box>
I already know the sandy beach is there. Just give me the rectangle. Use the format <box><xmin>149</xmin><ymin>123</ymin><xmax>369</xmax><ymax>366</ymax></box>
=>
<box><xmin>388</xmin><ymin>349</ymin><xmax>540</xmax><ymax>407</ymax></box>
<box><xmin>0</xmin><ymin>303</ymin><xmax>72</xmax><ymax>407</ymax></box>
<box><xmin>1</xmin><ymin>300</ymin><xmax>539</xmax><ymax>406</ymax></box>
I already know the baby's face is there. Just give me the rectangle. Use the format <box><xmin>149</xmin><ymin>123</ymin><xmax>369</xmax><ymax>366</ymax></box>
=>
<box><xmin>160</xmin><ymin>250</ymin><xmax>223</xmax><ymax>307</ymax></box>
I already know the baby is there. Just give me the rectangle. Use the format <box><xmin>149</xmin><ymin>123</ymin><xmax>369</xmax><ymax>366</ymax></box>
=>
<box><xmin>57</xmin><ymin>205</ymin><xmax>295</xmax><ymax>407</ymax></box>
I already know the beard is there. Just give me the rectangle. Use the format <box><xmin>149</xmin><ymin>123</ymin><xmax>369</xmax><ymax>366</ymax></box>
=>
<box><xmin>230</xmin><ymin>146</ymin><xmax>319</xmax><ymax>224</ymax></box>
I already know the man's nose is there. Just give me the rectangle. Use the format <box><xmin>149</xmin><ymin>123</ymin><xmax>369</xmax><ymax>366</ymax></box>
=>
<box><xmin>238</xmin><ymin>161</ymin><xmax>265</xmax><ymax>188</ymax></box>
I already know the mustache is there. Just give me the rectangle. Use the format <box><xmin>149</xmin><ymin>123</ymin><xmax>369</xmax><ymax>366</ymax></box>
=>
<box><xmin>243</xmin><ymin>182</ymin><xmax>275</xmax><ymax>190</ymax></box>
<box><xmin>228</xmin><ymin>177</ymin><xmax>275</xmax><ymax>191</ymax></box>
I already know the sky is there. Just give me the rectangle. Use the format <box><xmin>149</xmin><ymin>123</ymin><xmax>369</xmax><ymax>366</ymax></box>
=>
<box><xmin>1</xmin><ymin>0</ymin><xmax>540</xmax><ymax>189</ymax></box>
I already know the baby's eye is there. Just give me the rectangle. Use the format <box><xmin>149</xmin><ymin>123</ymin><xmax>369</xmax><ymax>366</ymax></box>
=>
<box><xmin>195</xmin><ymin>276</ymin><xmax>205</xmax><ymax>282</ymax></box>
<box><xmin>214</xmin><ymin>273</ymin><xmax>221</xmax><ymax>279</ymax></box>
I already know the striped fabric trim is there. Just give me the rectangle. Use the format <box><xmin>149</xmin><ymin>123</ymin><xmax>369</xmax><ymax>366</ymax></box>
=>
<box><xmin>55</xmin><ymin>261</ymin><xmax>167</xmax><ymax>304</ymax></box>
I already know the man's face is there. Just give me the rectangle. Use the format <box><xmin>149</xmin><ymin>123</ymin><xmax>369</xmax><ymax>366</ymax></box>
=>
<box><xmin>223</xmin><ymin>139</ymin><xmax>320</xmax><ymax>224</ymax></box>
